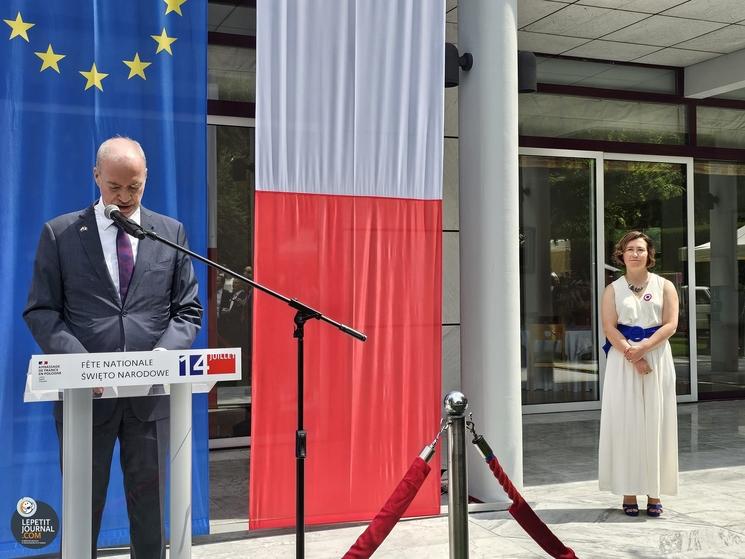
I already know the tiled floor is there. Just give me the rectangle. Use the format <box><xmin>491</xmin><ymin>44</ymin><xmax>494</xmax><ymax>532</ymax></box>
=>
<box><xmin>105</xmin><ymin>400</ymin><xmax>745</xmax><ymax>558</ymax></box>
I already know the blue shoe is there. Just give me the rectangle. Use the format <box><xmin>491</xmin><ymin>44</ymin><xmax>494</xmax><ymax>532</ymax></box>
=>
<box><xmin>622</xmin><ymin>503</ymin><xmax>639</xmax><ymax>517</ymax></box>
<box><xmin>647</xmin><ymin>503</ymin><xmax>663</xmax><ymax>517</ymax></box>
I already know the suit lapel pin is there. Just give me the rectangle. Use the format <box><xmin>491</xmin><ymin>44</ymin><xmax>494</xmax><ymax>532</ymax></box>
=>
<box><xmin>80</xmin><ymin>225</ymin><xmax>88</xmax><ymax>232</ymax></box>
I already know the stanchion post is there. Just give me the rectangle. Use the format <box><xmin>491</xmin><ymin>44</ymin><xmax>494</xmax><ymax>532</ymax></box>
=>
<box><xmin>444</xmin><ymin>391</ymin><xmax>469</xmax><ymax>559</ymax></box>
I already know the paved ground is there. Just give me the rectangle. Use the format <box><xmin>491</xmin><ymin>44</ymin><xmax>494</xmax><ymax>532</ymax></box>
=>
<box><xmin>101</xmin><ymin>400</ymin><xmax>745</xmax><ymax>558</ymax></box>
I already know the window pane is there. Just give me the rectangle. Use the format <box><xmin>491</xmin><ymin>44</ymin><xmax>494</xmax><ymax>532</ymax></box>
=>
<box><xmin>693</xmin><ymin>160</ymin><xmax>745</xmax><ymax>399</ymax></box>
<box><xmin>519</xmin><ymin>155</ymin><xmax>599</xmax><ymax>405</ymax></box>
<box><xmin>208</xmin><ymin>44</ymin><xmax>256</xmax><ymax>102</ymax></box>
<box><xmin>520</xmin><ymin>93</ymin><xmax>687</xmax><ymax>144</ymax></box>
<box><xmin>537</xmin><ymin>56</ymin><xmax>677</xmax><ymax>94</ymax></box>
<box><xmin>697</xmin><ymin>106</ymin><xmax>745</xmax><ymax>149</ymax></box>
<box><xmin>208</xmin><ymin>124</ymin><xmax>255</xmax><ymax>439</ymax></box>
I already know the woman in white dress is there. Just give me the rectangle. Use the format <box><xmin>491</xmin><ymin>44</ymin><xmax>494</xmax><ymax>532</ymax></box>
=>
<box><xmin>598</xmin><ymin>231</ymin><xmax>679</xmax><ymax>517</ymax></box>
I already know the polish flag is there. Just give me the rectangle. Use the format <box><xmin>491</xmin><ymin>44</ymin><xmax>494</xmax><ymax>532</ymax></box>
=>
<box><xmin>250</xmin><ymin>0</ymin><xmax>444</xmax><ymax>528</ymax></box>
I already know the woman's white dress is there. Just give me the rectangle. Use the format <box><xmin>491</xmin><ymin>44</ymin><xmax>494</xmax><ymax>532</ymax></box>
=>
<box><xmin>598</xmin><ymin>273</ymin><xmax>678</xmax><ymax>498</ymax></box>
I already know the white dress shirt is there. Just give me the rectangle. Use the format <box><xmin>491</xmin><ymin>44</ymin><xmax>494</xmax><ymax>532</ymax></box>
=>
<box><xmin>94</xmin><ymin>198</ymin><xmax>141</xmax><ymax>298</ymax></box>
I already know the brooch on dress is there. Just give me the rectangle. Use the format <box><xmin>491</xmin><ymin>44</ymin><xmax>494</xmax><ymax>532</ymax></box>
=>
<box><xmin>643</xmin><ymin>293</ymin><xmax>652</xmax><ymax>301</ymax></box>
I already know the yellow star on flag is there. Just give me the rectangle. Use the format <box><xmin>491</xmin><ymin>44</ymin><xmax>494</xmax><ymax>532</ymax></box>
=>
<box><xmin>123</xmin><ymin>53</ymin><xmax>152</xmax><ymax>80</ymax></box>
<box><xmin>79</xmin><ymin>63</ymin><xmax>108</xmax><ymax>91</ymax></box>
<box><xmin>35</xmin><ymin>44</ymin><xmax>66</xmax><ymax>73</ymax></box>
<box><xmin>3</xmin><ymin>12</ymin><xmax>35</xmax><ymax>42</ymax></box>
<box><xmin>164</xmin><ymin>0</ymin><xmax>187</xmax><ymax>16</ymax></box>
<box><xmin>151</xmin><ymin>28</ymin><xmax>177</xmax><ymax>55</ymax></box>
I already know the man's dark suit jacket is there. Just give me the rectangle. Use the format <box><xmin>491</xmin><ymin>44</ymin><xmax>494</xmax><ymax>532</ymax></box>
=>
<box><xmin>23</xmin><ymin>204</ymin><xmax>202</xmax><ymax>425</ymax></box>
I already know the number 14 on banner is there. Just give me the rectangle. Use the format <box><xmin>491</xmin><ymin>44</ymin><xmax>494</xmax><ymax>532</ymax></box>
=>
<box><xmin>179</xmin><ymin>352</ymin><xmax>240</xmax><ymax>377</ymax></box>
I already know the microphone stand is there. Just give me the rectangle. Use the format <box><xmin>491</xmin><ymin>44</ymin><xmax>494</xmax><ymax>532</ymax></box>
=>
<box><xmin>135</xmin><ymin>223</ymin><xmax>367</xmax><ymax>559</ymax></box>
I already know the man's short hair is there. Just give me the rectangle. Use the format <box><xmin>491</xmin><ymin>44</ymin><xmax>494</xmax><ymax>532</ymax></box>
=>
<box><xmin>96</xmin><ymin>136</ymin><xmax>147</xmax><ymax>168</ymax></box>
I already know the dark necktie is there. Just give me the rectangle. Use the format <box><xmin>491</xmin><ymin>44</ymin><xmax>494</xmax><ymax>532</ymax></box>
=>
<box><xmin>116</xmin><ymin>225</ymin><xmax>135</xmax><ymax>303</ymax></box>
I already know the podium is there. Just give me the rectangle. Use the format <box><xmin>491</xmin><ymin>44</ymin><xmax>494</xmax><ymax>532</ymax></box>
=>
<box><xmin>25</xmin><ymin>348</ymin><xmax>242</xmax><ymax>559</ymax></box>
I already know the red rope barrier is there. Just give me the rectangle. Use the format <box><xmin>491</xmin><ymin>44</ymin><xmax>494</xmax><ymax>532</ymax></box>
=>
<box><xmin>342</xmin><ymin>457</ymin><xmax>431</xmax><ymax>559</ymax></box>
<box><xmin>486</xmin><ymin>455</ymin><xmax>577</xmax><ymax>559</ymax></box>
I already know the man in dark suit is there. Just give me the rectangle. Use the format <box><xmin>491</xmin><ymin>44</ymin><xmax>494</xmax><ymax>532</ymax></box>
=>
<box><xmin>23</xmin><ymin>137</ymin><xmax>202</xmax><ymax>559</ymax></box>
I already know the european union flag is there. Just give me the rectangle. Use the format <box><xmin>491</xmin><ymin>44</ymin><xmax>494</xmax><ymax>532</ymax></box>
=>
<box><xmin>0</xmin><ymin>1</ymin><xmax>208</xmax><ymax>556</ymax></box>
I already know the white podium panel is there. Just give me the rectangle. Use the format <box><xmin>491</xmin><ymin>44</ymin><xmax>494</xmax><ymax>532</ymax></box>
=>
<box><xmin>26</xmin><ymin>348</ymin><xmax>241</xmax><ymax>400</ymax></box>
<box><xmin>24</xmin><ymin>348</ymin><xmax>241</xmax><ymax>559</ymax></box>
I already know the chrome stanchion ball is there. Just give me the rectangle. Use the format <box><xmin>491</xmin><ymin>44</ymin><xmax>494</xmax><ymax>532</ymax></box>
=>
<box><xmin>443</xmin><ymin>391</ymin><xmax>468</xmax><ymax>417</ymax></box>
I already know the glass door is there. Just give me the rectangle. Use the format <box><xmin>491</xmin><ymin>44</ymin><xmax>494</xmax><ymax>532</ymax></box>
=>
<box><xmin>693</xmin><ymin>161</ymin><xmax>745</xmax><ymax>399</ymax></box>
<box><xmin>519</xmin><ymin>150</ymin><xmax>696</xmax><ymax>411</ymax></box>
<box><xmin>519</xmin><ymin>151</ymin><xmax>600</xmax><ymax>408</ymax></box>
<box><xmin>602</xmin><ymin>155</ymin><xmax>693</xmax><ymax>398</ymax></box>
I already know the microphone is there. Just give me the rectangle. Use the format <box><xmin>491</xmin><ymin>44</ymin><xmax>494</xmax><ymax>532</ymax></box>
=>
<box><xmin>104</xmin><ymin>204</ymin><xmax>147</xmax><ymax>239</ymax></box>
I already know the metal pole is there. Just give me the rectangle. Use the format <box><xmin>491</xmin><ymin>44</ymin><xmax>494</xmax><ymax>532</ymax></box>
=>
<box><xmin>294</xmin><ymin>312</ymin><xmax>308</xmax><ymax>559</ymax></box>
<box><xmin>62</xmin><ymin>388</ymin><xmax>92</xmax><ymax>559</ymax></box>
<box><xmin>445</xmin><ymin>391</ymin><xmax>469</xmax><ymax>559</ymax></box>
<box><xmin>170</xmin><ymin>383</ymin><xmax>193</xmax><ymax>559</ymax></box>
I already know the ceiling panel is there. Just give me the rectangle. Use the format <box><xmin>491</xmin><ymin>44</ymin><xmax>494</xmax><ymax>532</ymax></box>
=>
<box><xmin>675</xmin><ymin>25</ymin><xmax>745</xmax><ymax>53</ymax></box>
<box><xmin>604</xmin><ymin>15</ymin><xmax>726</xmax><ymax>46</ymax></box>
<box><xmin>715</xmin><ymin>87</ymin><xmax>745</xmax><ymax>100</ymax></box>
<box><xmin>574</xmin><ymin>0</ymin><xmax>685</xmax><ymax>12</ymax></box>
<box><xmin>208</xmin><ymin>4</ymin><xmax>233</xmax><ymax>32</ymax></box>
<box><xmin>446</xmin><ymin>0</ymin><xmax>457</xmax><ymax>23</ymax></box>
<box><xmin>525</xmin><ymin>4</ymin><xmax>648</xmax><ymax>39</ymax></box>
<box><xmin>563</xmin><ymin>40</ymin><xmax>660</xmax><ymax>61</ymax></box>
<box><xmin>518</xmin><ymin>31</ymin><xmax>589</xmax><ymax>54</ymax></box>
<box><xmin>662</xmin><ymin>0</ymin><xmax>745</xmax><ymax>24</ymax></box>
<box><xmin>634</xmin><ymin>47</ymin><xmax>720</xmax><ymax>66</ymax></box>
<box><xmin>518</xmin><ymin>0</ymin><xmax>570</xmax><ymax>28</ymax></box>
<box><xmin>447</xmin><ymin>22</ymin><xmax>458</xmax><ymax>44</ymax></box>
<box><xmin>217</xmin><ymin>6</ymin><xmax>256</xmax><ymax>36</ymax></box>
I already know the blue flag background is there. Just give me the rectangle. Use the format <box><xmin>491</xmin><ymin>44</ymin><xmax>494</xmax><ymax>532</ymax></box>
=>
<box><xmin>0</xmin><ymin>1</ymin><xmax>209</xmax><ymax>556</ymax></box>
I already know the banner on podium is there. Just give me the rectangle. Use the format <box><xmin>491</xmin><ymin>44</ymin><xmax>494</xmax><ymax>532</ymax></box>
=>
<box><xmin>26</xmin><ymin>348</ymin><xmax>241</xmax><ymax>394</ymax></box>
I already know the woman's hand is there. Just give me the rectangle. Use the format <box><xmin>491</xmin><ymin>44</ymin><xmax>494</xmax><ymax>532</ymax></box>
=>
<box><xmin>633</xmin><ymin>357</ymin><xmax>652</xmax><ymax>375</ymax></box>
<box><xmin>625</xmin><ymin>342</ymin><xmax>648</xmax><ymax>363</ymax></box>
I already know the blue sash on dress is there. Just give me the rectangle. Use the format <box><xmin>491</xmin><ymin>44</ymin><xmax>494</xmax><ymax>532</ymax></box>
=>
<box><xmin>602</xmin><ymin>324</ymin><xmax>661</xmax><ymax>356</ymax></box>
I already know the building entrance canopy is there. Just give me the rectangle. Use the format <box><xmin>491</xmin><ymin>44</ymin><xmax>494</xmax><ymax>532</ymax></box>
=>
<box><xmin>517</xmin><ymin>0</ymin><xmax>745</xmax><ymax>99</ymax></box>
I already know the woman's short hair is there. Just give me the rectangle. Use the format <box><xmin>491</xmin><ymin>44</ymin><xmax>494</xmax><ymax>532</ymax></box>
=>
<box><xmin>613</xmin><ymin>230</ymin><xmax>656</xmax><ymax>269</ymax></box>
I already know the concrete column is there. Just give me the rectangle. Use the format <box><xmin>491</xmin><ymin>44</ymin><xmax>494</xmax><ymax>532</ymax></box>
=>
<box><xmin>458</xmin><ymin>0</ymin><xmax>522</xmax><ymax>502</ymax></box>
<box><xmin>709</xmin><ymin>177</ymin><xmax>738</xmax><ymax>371</ymax></box>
